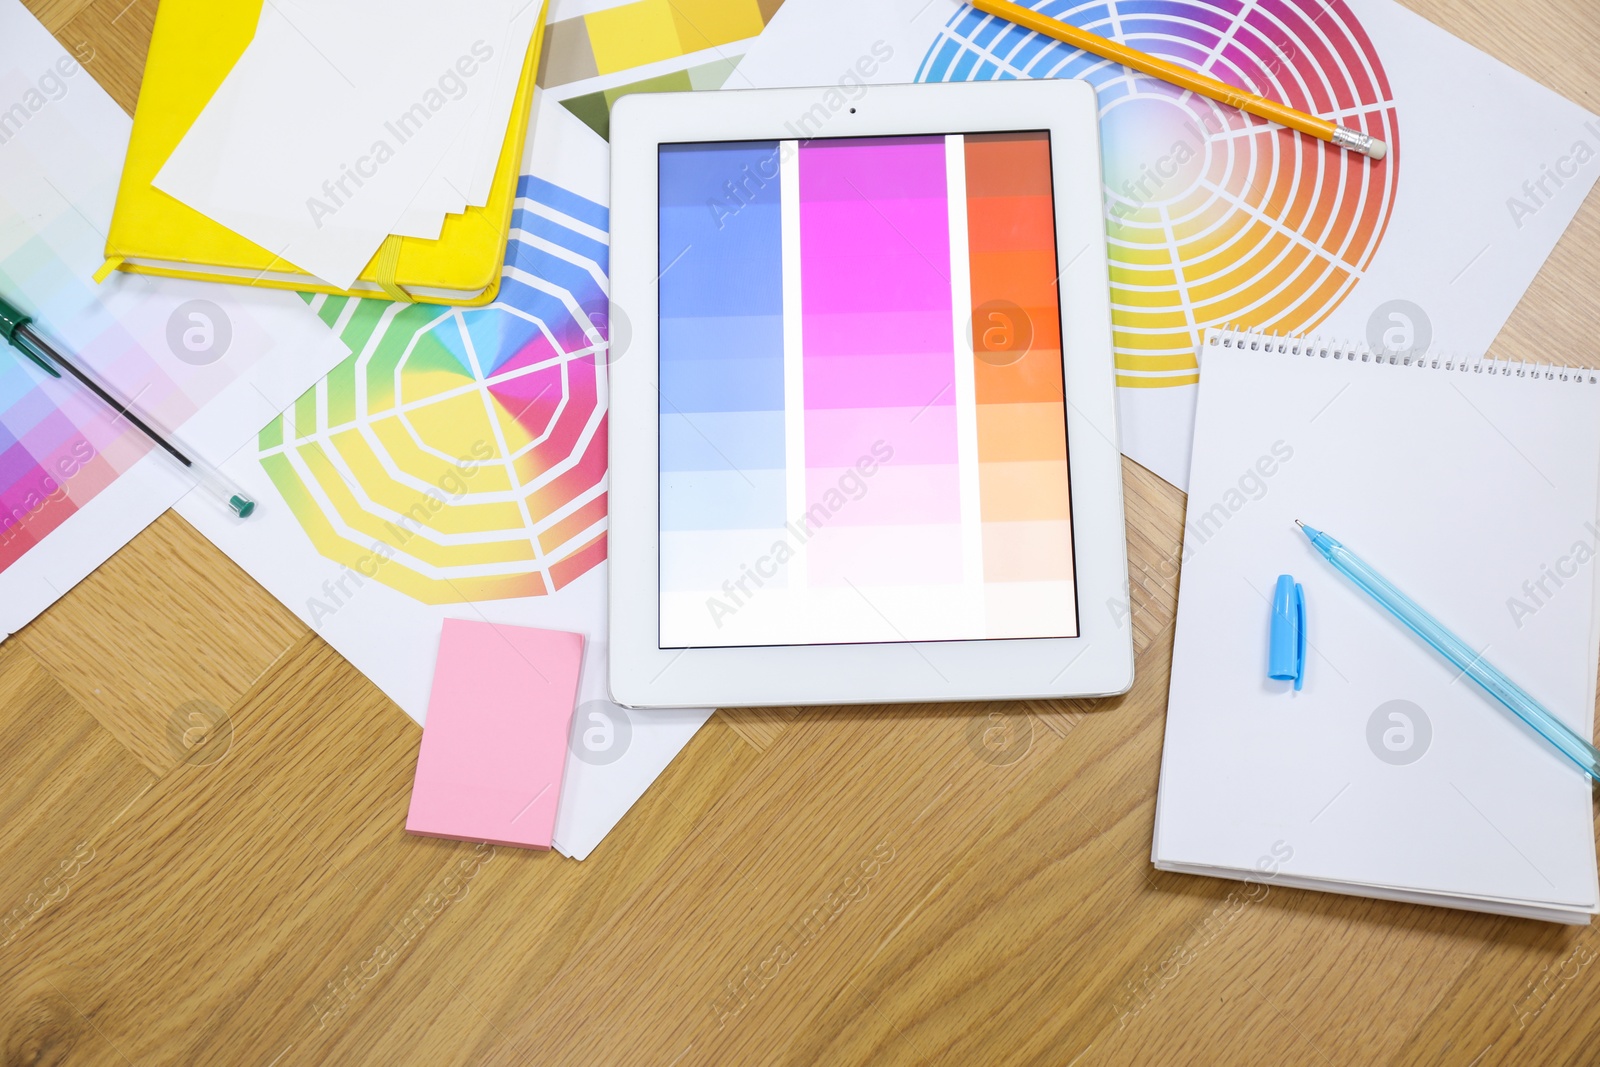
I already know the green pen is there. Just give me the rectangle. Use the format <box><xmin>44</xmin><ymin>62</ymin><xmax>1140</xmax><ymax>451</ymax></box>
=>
<box><xmin>0</xmin><ymin>292</ymin><xmax>255</xmax><ymax>519</ymax></box>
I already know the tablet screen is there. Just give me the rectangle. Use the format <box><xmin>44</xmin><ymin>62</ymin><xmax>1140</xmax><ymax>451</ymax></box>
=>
<box><xmin>656</xmin><ymin>131</ymin><xmax>1078</xmax><ymax>648</ymax></box>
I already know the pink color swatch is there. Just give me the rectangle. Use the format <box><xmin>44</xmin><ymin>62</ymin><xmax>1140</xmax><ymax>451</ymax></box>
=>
<box><xmin>406</xmin><ymin>618</ymin><xmax>584</xmax><ymax>850</ymax></box>
<box><xmin>798</xmin><ymin>135</ymin><xmax>962</xmax><ymax>586</ymax></box>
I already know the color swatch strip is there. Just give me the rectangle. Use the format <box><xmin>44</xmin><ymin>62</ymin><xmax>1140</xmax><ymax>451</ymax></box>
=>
<box><xmin>557</xmin><ymin>58</ymin><xmax>741</xmax><ymax>141</ymax></box>
<box><xmin>539</xmin><ymin>0</ymin><xmax>782</xmax><ymax>87</ymax></box>
<box><xmin>658</xmin><ymin>141</ymin><xmax>788</xmax><ymax>597</ymax></box>
<box><xmin>798</xmin><ymin>136</ymin><xmax>961</xmax><ymax>588</ymax></box>
<box><xmin>1</xmin><ymin>215</ymin><xmax>213</xmax><ymax>574</ymax></box>
<box><xmin>964</xmin><ymin>132</ymin><xmax>1075</xmax><ymax>627</ymax></box>
<box><xmin>538</xmin><ymin>0</ymin><xmax>786</xmax><ymax>140</ymax></box>
<box><xmin>0</xmin><ymin>358</ymin><xmax>129</xmax><ymax>570</ymax></box>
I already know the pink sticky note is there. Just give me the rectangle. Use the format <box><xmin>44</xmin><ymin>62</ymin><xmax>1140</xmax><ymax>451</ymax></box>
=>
<box><xmin>406</xmin><ymin>619</ymin><xmax>584</xmax><ymax>850</ymax></box>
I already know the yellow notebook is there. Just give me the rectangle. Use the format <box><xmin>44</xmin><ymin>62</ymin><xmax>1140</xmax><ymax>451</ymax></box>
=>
<box><xmin>101</xmin><ymin>0</ymin><xmax>547</xmax><ymax>307</ymax></box>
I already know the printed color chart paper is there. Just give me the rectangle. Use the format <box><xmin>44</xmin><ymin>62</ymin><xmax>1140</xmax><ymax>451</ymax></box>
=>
<box><xmin>658</xmin><ymin>132</ymin><xmax>1077</xmax><ymax>647</ymax></box>
<box><xmin>254</xmin><ymin>171</ymin><xmax>610</xmax><ymax>605</ymax></box>
<box><xmin>180</xmin><ymin>99</ymin><xmax>714</xmax><ymax>861</ymax></box>
<box><xmin>735</xmin><ymin>0</ymin><xmax>1600</xmax><ymax>489</ymax></box>
<box><xmin>0</xmin><ymin>0</ymin><xmax>346</xmax><ymax>637</ymax></box>
<box><xmin>918</xmin><ymin>0</ymin><xmax>1398</xmax><ymax>391</ymax></box>
<box><xmin>538</xmin><ymin>0</ymin><xmax>787</xmax><ymax>140</ymax></box>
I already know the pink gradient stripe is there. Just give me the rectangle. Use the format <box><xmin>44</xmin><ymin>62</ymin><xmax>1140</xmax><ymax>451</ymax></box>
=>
<box><xmin>803</xmin><ymin>309</ymin><xmax>955</xmax><ymax>357</ymax></box>
<box><xmin>805</xmin><ymin>524</ymin><xmax>962</xmax><ymax>586</ymax></box>
<box><xmin>805</xmin><ymin>464</ymin><xmax>960</xmax><ymax>526</ymax></box>
<box><xmin>803</xmin><ymin>406</ymin><xmax>955</xmax><ymax>467</ymax></box>
<box><xmin>799</xmin><ymin>138</ymin><xmax>956</xmax><ymax>413</ymax></box>
<box><xmin>803</xmin><ymin>353</ymin><xmax>964</xmax><ymax>410</ymax></box>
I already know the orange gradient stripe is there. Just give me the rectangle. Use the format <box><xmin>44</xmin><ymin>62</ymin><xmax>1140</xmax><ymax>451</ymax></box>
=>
<box><xmin>964</xmin><ymin>131</ymin><xmax>1074</xmax><ymax>582</ymax></box>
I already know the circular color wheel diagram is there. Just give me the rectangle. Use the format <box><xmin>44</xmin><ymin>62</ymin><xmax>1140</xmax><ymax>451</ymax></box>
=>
<box><xmin>919</xmin><ymin>0</ymin><xmax>1400</xmax><ymax>387</ymax></box>
<box><xmin>260</xmin><ymin>181</ymin><xmax>611</xmax><ymax>605</ymax></box>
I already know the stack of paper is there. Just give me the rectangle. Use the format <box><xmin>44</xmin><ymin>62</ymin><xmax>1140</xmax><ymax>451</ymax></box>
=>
<box><xmin>154</xmin><ymin>0</ymin><xmax>541</xmax><ymax>289</ymax></box>
<box><xmin>1154</xmin><ymin>328</ymin><xmax>1600</xmax><ymax>923</ymax></box>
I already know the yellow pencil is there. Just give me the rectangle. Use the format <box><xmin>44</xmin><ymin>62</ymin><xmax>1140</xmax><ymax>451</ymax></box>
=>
<box><xmin>971</xmin><ymin>0</ymin><xmax>1388</xmax><ymax>160</ymax></box>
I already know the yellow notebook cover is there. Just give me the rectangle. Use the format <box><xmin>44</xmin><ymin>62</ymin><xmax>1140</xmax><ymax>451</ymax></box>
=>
<box><xmin>103</xmin><ymin>0</ymin><xmax>547</xmax><ymax>307</ymax></box>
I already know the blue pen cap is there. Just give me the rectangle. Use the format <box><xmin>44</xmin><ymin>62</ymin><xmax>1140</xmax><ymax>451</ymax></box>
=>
<box><xmin>1268</xmin><ymin>574</ymin><xmax>1306</xmax><ymax>690</ymax></box>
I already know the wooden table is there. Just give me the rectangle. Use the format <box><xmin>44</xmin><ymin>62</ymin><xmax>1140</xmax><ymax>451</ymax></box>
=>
<box><xmin>4</xmin><ymin>1</ymin><xmax>1599</xmax><ymax>1063</ymax></box>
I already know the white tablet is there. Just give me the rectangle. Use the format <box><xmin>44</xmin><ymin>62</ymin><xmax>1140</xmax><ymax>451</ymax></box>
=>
<box><xmin>607</xmin><ymin>80</ymin><xmax>1131</xmax><ymax>709</ymax></box>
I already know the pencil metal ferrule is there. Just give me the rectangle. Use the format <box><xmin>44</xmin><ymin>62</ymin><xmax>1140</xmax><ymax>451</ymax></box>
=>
<box><xmin>1331</xmin><ymin>126</ymin><xmax>1388</xmax><ymax>160</ymax></box>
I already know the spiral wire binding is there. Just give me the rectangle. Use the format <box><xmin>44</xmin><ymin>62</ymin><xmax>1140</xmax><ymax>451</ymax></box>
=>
<box><xmin>1205</xmin><ymin>325</ymin><xmax>1600</xmax><ymax>385</ymax></box>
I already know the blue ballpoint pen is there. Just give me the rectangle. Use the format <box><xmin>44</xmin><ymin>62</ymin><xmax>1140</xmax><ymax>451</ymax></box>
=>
<box><xmin>1298</xmin><ymin>520</ymin><xmax>1600</xmax><ymax>783</ymax></box>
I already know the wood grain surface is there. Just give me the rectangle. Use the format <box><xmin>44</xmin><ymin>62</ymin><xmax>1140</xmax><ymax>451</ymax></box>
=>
<box><xmin>5</xmin><ymin>1</ymin><xmax>1600</xmax><ymax>1063</ymax></box>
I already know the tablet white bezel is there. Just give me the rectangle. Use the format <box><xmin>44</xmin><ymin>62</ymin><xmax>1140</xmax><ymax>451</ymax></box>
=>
<box><xmin>608</xmin><ymin>80</ymin><xmax>1131</xmax><ymax>708</ymax></box>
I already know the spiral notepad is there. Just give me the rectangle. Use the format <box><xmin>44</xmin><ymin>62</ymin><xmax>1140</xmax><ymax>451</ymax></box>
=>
<box><xmin>1153</xmin><ymin>327</ymin><xmax>1600</xmax><ymax>923</ymax></box>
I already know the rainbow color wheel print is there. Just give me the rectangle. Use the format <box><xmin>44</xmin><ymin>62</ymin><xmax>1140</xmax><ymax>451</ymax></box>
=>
<box><xmin>918</xmin><ymin>0</ymin><xmax>1399</xmax><ymax>388</ymax></box>
<box><xmin>260</xmin><ymin>177</ymin><xmax>609</xmax><ymax>604</ymax></box>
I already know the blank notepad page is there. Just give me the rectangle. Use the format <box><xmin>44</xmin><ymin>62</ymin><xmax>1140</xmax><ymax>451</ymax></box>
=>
<box><xmin>1154</xmin><ymin>330</ymin><xmax>1600</xmax><ymax>920</ymax></box>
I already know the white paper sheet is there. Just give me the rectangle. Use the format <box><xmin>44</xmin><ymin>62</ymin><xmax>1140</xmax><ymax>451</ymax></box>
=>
<box><xmin>462</xmin><ymin>0</ymin><xmax>544</xmax><ymax>205</ymax></box>
<box><xmin>734</xmin><ymin>0</ymin><xmax>1600</xmax><ymax>489</ymax></box>
<box><xmin>0</xmin><ymin>0</ymin><xmax>349</xmax><ymax>638</ymax></box>
<box><xmin>155</xmin><ymin>0</ymin><xmax>532</xmax><ymax>287</ymax></box>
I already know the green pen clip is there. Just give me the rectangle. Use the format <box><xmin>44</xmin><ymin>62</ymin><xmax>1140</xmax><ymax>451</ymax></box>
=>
<box><xmin>0</xmin><ymin>293</ymin><xmax>61</xmax><ymax>378</ymax></box>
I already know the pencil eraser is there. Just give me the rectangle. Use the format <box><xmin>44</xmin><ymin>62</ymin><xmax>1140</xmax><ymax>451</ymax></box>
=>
<box><xmin>1367</xmin><ymin>138</ymin><xmax>1388</xmax><ymax>161</ymax></box>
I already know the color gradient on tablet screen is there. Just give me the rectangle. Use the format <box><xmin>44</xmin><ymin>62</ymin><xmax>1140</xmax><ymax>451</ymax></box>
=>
<box><xmin>658</xmin><ymin>132</ymin><xmax>1078</xmax><ymax>648</ymax></box>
